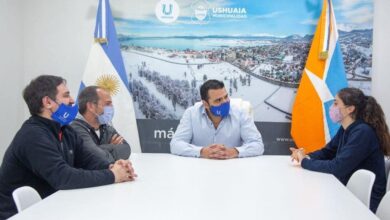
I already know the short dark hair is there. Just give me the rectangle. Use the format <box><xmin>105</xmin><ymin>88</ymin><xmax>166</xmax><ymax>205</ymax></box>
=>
<box><xmin>200</xmin><ymin>79</ymin><xmax>225</xmax><ymax>101</ymax></box>
<box><xmin>23</xmin><ymin>75</ymin><xmax>65</xmax><ymax>116</ymax></box>
<box><xmin>78</xmin><ymin>86</ymin><xmax>100</xmax><ymax>115</ymax></box>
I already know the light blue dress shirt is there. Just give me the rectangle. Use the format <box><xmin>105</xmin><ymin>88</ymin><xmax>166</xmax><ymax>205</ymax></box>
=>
<box><xmin>170</xmin><ymin>103</ymin><xmax>264</xmax><ymax>157</ymax></box>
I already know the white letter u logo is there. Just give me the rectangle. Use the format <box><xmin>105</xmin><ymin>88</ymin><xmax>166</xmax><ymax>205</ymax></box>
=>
<box><xmin>162</xmin><ymin>4</ymin><xmax>173</xmax><ymax>15</ymax></box>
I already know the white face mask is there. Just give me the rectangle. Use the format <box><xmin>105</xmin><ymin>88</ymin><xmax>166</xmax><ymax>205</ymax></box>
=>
<box><xmin>96</xmin><ymin>106</ymin><xmax>114</xmax><ymax>125</ymax></box>
<box><xmin>329</xmin><ymin>104</ymin><xmax>343</xmax><ymax>123</ymax></box>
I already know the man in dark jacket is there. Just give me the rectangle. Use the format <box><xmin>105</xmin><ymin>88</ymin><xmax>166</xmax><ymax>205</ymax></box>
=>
<box><xmin>71</xmin><ymin>86</ymin><xmax>131</xmax><ymax>163</ymax></box>
<box><xmin>0</xmin><ymin>75</ymin><xmax>136</xmax><ymax>219</ymax></box>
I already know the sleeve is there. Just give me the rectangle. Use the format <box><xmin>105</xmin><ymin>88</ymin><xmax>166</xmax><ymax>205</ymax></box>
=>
<box><xmin>73</xmin><ymin>133</ymin><xmax>112</xmax><ymax>170</ymax></box>
<box><xmin>170</xmin><ymin>108</ymin><xmax>203</xmax><ymax>157</ymax></box>
<box><xmin>21</xmin><ymin>130</ymin><xmax>114</xmax><ymax>190</ymax></box>
<box><xmin>101</xmin><ymin>126</ymin><xmax>131</xmax><ymax>160</ymax></box>
<box><xmin>308</xmin><ymin>129</ymin><xmax>340</xmax><ymax>160</ymax></box>
<box><xmin>99</xmin><ymin>143</ymin><xmax>130</xmax><ymax>160</ymax></box>
<box><xmin>235</xmin><ymin>110</ymin><xmax>264</xmax><ymax>157</ymax></box>
<box><xmin>71</xmin><ymin>123</ymin><xmax>115</xmax><ymax>164</ymax></box>
<box><xmin>301</xmin><ymin>127</ymin><xmax>375</xmax><ymax>183</ymax></box>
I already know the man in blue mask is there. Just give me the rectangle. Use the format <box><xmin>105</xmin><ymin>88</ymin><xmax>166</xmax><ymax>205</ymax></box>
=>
<box><xmin>0</xmin><ymin>75</ymin><xmax>137</xmax><ymax>219</ymax></box>
<box><xmin>71</xmin><ymin>86</ymin><xmax>131</xmax><ymax>163</ymax></box>
<box><xmin>170</xmin><ymin>79</ymin><xmax>264</xmax><ymax>159</ymax></box>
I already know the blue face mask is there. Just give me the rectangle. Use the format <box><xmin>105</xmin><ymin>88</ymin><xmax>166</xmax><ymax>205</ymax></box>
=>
<box><xmin>51</xmin><ymin>103</ymin><xmax>78</xmax><ymax>126</ymax></box>
<box><xmin>210</xmin><ymin>101</ymin><xmax>230</xmax><ymax>118</ymax></box>
<box><xmin>97</xmin><ymin>106</ymin><xmax>114</xmax><ymax>125</ymax></box>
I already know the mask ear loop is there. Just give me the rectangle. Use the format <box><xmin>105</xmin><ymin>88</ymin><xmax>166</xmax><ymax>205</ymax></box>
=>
<box><xmin>346</xmin><ymin>105</ymin><xmax>355</xmax><ymax>120</ymax></box>
<box><xmin>93</xmin><ymin>104</ymin><xmax>101</xmax><ymax>118</ymax></box>
<box><xmin>45</xmin><ymin>96</ymin><xmax>59</xmax><ymax>115</ymax></box>
<box><xmin>89</xmin><ymin>102</ymin><xmax>102</xmax><ymax>123</ymax></box>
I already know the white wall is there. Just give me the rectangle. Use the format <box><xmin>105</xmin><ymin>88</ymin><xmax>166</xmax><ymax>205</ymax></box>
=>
<box><xmin>0</xmin><ymin>0</ymin><xmax>389</xmax><ymax>161</ymax></box>
<box><xmin>22</xmin><ymin>0</ymin><xmax>97</xmax><ymax>98</ymax></box>
<box><xmin>0</xmin><ymin>0</ymin><xmax>96</xmax><ymax>161</ymax></box>
<box><xmin>0</xmin><ymin>0</ymin><xmax>24</xmax><ymax>160</ymax></box>
<box><xmin>372</xmin><ymin>0</ymin><xmax>390</xmax><ymax>125</ymax></box>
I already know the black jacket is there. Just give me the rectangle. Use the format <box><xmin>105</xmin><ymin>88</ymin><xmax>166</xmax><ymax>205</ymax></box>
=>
<box><xmin>0</xmin><ymin>116</ymin><xmax>115</xmax><ymax>219</ymax></box>
<box><xmin>302</xmin><ymin>120</ymin><xmax>386</xmax><ymax>212</ymax></box>
<box><xmin>71</xmin><ymin>118</ymin><xmax>131</xmax><ymax>163</ymax></box>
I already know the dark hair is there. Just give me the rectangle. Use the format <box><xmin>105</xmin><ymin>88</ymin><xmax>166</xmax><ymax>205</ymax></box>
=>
<box><xmin>78</xmin><ymin>86</ymin><xmax>100</xmax><ymax>115</ymax></box>
<box><xmin>23</xmin><ymin>75</ymin><xmax>65</xmax><ymax>116</ymax></box>
<box><xmin>200</xmin><ymin>79</ymin><xmax>225</xmax><ymax>101</ymax></box>
<box><xmin>338</xmin><ymin>87</ymin><xmax>390</xmax><ymax>156</ymax></box>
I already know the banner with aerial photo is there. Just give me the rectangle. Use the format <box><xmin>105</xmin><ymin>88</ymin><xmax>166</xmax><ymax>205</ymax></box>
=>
<box><xmin>111</xmin><ymin>0</ymin><xmax>373</xmax><ymax>154</ymax></box>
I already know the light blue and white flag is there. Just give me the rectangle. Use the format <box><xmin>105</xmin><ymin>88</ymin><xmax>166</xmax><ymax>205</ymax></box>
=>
<box><xmin>81</xmin><ymin>0</ymin><xmax>141</xmax><ymax>152</ymax></box>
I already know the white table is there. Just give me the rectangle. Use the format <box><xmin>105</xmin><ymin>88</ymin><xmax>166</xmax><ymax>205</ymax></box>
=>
<box><xmin>10</xmin><ymin>154</ymin><xmax>378</xmax><ymax>220</ymax></box>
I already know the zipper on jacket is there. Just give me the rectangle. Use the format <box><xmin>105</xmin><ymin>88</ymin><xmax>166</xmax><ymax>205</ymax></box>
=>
<box><xmin>59</xmin><ymin>130</ymin><xmax>64</xmax><ymax>153</ymax></box>
<box><xmin>337</xmin><ymin>132</ymin><xmax>346</xmax><ymax>155</ymax></box>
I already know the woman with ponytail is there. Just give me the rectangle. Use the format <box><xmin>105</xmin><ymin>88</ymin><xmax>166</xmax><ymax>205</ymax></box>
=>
<box><xmin>290</xmin><ymin>87</ymin><xmax>390</xmax><ymax>212</ymax></box>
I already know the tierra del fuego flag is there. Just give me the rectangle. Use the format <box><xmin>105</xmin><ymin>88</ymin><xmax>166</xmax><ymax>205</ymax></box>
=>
<box><xmin>80</xmin><ymin>0</ymin><xmax>141</xmax><ymax>152</ymax></box>
<box><xmin>291</xmin><ymin>0</ymin><xmax>347</xmax><ymax>153</ymax></box>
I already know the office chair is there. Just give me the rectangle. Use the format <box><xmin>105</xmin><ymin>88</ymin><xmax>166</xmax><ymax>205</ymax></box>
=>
<box><xmin>346</xmin><ymin>169</ymin><xmax>376</xmax><ymax>208</ymax></box>
<box><xmin>384</xmin><ymin>157</ymin><xmax>390</xmax><ymax>191</ymax></box>
<box><xmin>230</xmin><ymin>98</ymin><xmax>254</xmax><ymax>119</ymax></box>
<box><xmin>12</xmin><ymin>186</ymin><xmax>42</xmax><ymax>212</ymax></box>
<box><xmin>376</xmin><ymin>190</ymin><xmax>390</xmax><ymax>220</ymax></box>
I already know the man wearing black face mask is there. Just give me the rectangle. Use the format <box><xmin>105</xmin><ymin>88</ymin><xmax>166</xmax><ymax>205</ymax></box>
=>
<box><xmin>71</xmin><ymin>86</ymin><xmax>131</xmax><ymax>163</ymax></box>
<box><xmin>170</xmin><ymin>79</ymin><xmax>264</xmax><ymax>159</ymax></box>
<box><xmin>0</xmin><ymin>75</ymin><xmax>137</xmax><ymax>219</ymax></box>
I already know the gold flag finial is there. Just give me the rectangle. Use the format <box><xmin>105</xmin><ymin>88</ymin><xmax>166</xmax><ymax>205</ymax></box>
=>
<box><xmin>95</xmin><ymin>38</ymin><xmax>108</xmax><ymax>44</ymax></box>
<box><xmin>319</xmin><ymin>51</ymin><xmax>328</xmax><ymax>60</ymax></box>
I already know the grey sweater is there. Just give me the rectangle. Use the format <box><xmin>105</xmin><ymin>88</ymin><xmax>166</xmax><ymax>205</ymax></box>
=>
<box><xmin>71</xmin><ymin>118</ymin><xmax>131</xmax><ymax>164</ymax></box>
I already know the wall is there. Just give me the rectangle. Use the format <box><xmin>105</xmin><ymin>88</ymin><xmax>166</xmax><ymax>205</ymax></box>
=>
<box><xmin>372</xmin><ymin>0</ymin><xmax>390</xmax><ymax>125</ymax></box>
<box><xmin>0</xmin><ymin>0</ymin><xmax>24</xmax><ymax>160</ymax></box>
<box><xmin>0</xmin><ymin>0</ymin><xmax>389</xmax><ymax>161</ymax></box>
<box><xmin>0</xmin><ymin>0</ymin><xmax>96</xmax><ymax>161</ymax></box>
<box><xmin>22</xmin><ymin>0</ymin><xmax>97</xmax><ymax>98</ymax></box>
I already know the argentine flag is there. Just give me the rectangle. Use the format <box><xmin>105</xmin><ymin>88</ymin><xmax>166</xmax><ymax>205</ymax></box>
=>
<box><xmin>291</xmin><ymin>0</ymin><xmax>348</xmax><ymax>153</ymax></box>
<box><xmin>81</xmin><ymin>0</ymin><xmax>141</xmax><ymax>152</ymax></box>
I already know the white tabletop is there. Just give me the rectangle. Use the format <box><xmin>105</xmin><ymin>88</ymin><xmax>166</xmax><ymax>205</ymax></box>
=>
<box><xmin>10</xmin><ymin>153</ymin><xmax>378</xmax><ymax>220</ymax></box>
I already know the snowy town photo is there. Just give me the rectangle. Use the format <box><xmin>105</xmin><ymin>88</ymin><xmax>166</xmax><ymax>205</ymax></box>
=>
<box><xmin>120</xmin><ymin>29</ymin><xmax>372</xmax><ymax>122</ymax></box>
<box><xmin>109</xmin><ymin>0</ymin><xmax>374</xmax><ymax>152</ymax></box>
<box><xmin>111</xmin><ymin>0</ymin><xmax>373</xmax><ymax>124</ymax></box>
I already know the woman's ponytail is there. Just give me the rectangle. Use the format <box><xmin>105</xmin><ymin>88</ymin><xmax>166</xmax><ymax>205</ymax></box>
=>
<box><xmin>362</xmin><ymin>96</ymin><xmax>390</xmax><ymax>156</ymax></box>
<box><xmin>338</xmin><ymin>88</ymin><xmax>390</xmax><ymax>156</ymax></box>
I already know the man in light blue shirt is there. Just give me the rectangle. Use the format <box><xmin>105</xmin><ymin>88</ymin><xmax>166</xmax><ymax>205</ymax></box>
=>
<box><xmin>170</xmin><ymin>79</ymin><xmax>264</xmax><ymax>159</ymax></box>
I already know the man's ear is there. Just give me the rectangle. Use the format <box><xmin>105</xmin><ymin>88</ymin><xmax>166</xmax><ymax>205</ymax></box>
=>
<box><xmin>202</xmin><ymin>100</ymin><xmax>209</xmax><ymax>110</ymax></box>
<box><xmin>86</xmin><ymin>102</ymin><xmax>95</xmax><ymax>112</ymax></box>
<box><xmin>42</xmin><ymin>96</ymin><xmax>54</xmax><ymax>109</ymax></box>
